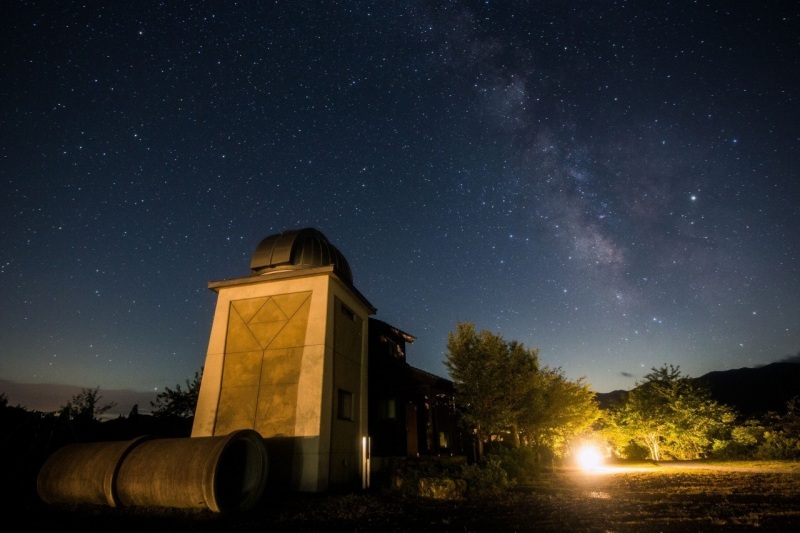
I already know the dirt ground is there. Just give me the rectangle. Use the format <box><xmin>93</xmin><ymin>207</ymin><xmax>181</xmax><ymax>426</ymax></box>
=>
<box><xmin>8</xmin><ymin>462</ymin><xmax>800</xmax><ymax>532</ymax></box>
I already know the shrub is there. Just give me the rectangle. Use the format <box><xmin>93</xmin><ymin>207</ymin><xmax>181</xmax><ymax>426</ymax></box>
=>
<box><xmin>757</xmin><ymin>432</ymin><xmax>800</xmax><ymax>460</ymax></box>
<box><xmin>617</xmin><ymin>440</ymin><xmax>649</xmax><ymax>461</ymax></box>
<box><xmin>389</xmin><ymin>457</ymin><xmax>462</xmax><ymax>498</ymax></box>
<box><xmin>485</xmin><ymin>445</ymin><xmax>540</xmax><ymax>483</ymax></box>
<box><xmin>710</xmin><ymin>422</ymin><xmax>764</xmax><ymax>459</ymax></box>
<box><xmin>460</xmin><ymin>455</ymin><xmax>510</xmax><ymax>498</ymax></box>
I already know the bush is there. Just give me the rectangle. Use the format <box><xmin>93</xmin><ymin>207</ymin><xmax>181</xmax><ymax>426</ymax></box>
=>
<box><xmin>711</xmin><ymin>438</ymin><xmax>755</xmax><ymax>460</ymax></box>
<box><xmin>757</xmin><ymin>432</ymin><xmax>800</xmax><ymax>460</ymax></box>
<box><xmin>390</xmin><ymin>455</ymin><xmax>513</xmax><ymax>499</ymax></box>
<box><xmin>389</xmin><ymin>457</ymin><xmax>463</xmax><ymax>498</ymax></box>
<box><xmin>710</xmin><ymin>423</ymin><xmax>764</xmax><ymax>460</ymax></box>
<box><xmin>460</xmin><ymin>455</ymin><xmax>510</xmax><ymax>498</ymax></box>
<box><xmin>485</xmin><ymin>445</ymin><xmax>540</xmax><ymax>483</ymax></box>
<box><xmin>618</xmin><ymin>440</ymin><xmax>650</xmax><ymax>461</ymax></box>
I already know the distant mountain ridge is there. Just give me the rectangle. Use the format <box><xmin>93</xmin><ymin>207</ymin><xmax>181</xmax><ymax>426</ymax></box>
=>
<box><xmin>596</xmin><ymin>362</ymin><xmax>800</xmax><ymax>417</ymax></box>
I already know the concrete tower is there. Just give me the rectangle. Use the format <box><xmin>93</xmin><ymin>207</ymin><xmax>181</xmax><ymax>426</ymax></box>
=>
<box><xmin>192</xmin><ymin>228</ymin><xmax>375</xmax><ymax>492</ymax></box>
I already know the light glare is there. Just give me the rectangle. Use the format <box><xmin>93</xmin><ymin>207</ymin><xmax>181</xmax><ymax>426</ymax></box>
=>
<box><xmin>577</xmin><ymin>444</ymin><xmax>603</xmax><ymax>471</ymax></box>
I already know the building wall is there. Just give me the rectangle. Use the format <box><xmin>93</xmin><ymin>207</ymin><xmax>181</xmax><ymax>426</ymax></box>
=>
<box><xmin>328</xmin><ymin>296</ymin><xmax>367</xmax><ymax>486</ymax></box>
<box><xmin>192</xmin><ymin>271</ymin><xmax>370</xmax><ymax>492</ymax></box>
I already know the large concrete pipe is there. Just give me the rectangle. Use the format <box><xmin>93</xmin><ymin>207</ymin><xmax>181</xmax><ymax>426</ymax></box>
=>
<box><xmin>37</xmin><ymin>429</ymin><xmax>268</xmax><ymax>513</ymax></box>
<box><xmin>36</xmin><ymin>435</ymin><xmax>151</xmax><ymax>508</ymax></box>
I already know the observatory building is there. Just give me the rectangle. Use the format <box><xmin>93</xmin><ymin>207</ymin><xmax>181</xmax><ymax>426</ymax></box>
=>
<box><xmin>191</xmin><ymin>228</ymin><xmax>375</xmax><ymax>492</ymax></box>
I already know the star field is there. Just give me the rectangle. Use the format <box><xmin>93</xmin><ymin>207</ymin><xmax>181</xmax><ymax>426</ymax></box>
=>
<box><xmin>1</xmin><ymin>1</ymin><xmax>798</xmax><ymax>404</ymax></box>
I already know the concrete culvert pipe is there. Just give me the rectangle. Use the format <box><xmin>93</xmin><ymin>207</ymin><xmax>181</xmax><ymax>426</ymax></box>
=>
<box><xmin>36</xmin><ymin>435</ymin><xmax>151</xmax><ymax>508</ymax></box>
<box><xmin>37</xmin><ymin>429</ymin><xmax>269</xmax><ymax>513</ymax></box>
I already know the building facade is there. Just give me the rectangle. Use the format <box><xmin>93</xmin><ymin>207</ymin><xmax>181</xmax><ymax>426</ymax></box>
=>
<box><xmin>192</xmin><ymin>228</ymin><xmax>374</xmax><ymax>492</ymax></box>
<box><xmin>192</xmin><ymin>228</ymin><xmax>468</xmax><ymax>492</ymax></box>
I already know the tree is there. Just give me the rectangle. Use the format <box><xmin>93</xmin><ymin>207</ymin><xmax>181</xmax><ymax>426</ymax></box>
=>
<box><xmin>753</xmin><ymin>396</ymin><xmax>800</xmax><ymax>460</ymax></box>
<box><xmin>605</xmin><ymin>364</ymin><xmax>736</xmax><ymax>460</ymax></box>
<box><xmin>518</xmin><ymin>368</ymin><xmax>601</xmax><ymax>461</ymax></box>
<box><xmin>444</xmin><ymin>322</ymin><xmax>539</xmax><ymax>458</ymax></box>
<box><xmin>150</xmin><ymin>367</ymin><xmax>203</xmax><ymax>419</ymax></box>
<box><xmin>61</xmin><ymin>386</ymin><xmax>117</xmax><ymax>423</ymax></box>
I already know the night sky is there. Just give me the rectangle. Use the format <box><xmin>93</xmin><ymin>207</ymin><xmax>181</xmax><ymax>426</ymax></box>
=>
<box><xmin>2</xmin><ymin>1</ymin><xmax>798</xmax><ymax>411</ymax></box>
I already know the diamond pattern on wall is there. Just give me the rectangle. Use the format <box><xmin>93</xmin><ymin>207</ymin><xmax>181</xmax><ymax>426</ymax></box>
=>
<box><xmin>218</xmin><ymin>291</ymin><xmax>313</xmax><ymax>436</ymax></box>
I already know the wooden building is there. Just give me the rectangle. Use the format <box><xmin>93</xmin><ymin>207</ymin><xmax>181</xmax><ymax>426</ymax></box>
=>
<box><xmin>367</xmin><ymin>318</ymin><xmax>470</xmax><ymax>467</ymax></box>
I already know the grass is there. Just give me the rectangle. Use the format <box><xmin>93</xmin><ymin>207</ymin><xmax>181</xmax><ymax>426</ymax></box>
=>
<box><xmin>8</xmin><ymin>460</ymin><xmax>800</xmax><ymax>532</ymax></box>
<box><xmin>525</xmin><ymin>460</ymin><xmax>800</xmax><ymax>530</ymax></box>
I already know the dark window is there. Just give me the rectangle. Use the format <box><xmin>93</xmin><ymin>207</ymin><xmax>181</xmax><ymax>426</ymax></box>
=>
<box><xmin>338</xmin><ymin>389</ymin><xmax>354</xmax><ymax>420</ymax></box>
<box><xmin>380</xmin><ymin>398</ymin><xmax>397</xmax><ymax>420</ymax></box>
<box><xmin>340</xmin><ymin>303</ymin><xmax>355</xmax><ymax>321</ymax></box>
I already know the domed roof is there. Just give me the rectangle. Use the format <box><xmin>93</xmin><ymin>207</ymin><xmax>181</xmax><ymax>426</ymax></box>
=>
<box><xmin>249</xmin><ymin>228</ymin><xmax>353</xmax><ymax>283</ymax></box>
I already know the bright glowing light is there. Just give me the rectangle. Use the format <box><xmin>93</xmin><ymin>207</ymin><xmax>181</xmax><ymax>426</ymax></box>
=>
<box><xmin>577</xmin><ymin>444</ymin><xmax>604</xmax><ymax>471</ymax></box>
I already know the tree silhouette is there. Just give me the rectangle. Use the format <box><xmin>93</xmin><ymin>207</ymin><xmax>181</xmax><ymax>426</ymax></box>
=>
<box><xmin>150</xmin><ymin>367</ymin><xmax>203</xmax><ymax>419</ymax></box>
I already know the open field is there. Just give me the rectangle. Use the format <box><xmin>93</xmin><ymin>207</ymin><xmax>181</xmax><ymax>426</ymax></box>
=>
<box><xmin>7</xmin><ymin>461</ymin><xmax>800</xmax><ymax>532</ymax></box>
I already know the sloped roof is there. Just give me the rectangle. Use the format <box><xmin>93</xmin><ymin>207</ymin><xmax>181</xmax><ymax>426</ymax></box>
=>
<box><xmin>369</xmin><ymin>318</ymin><xmax>416</xmax><ymax>343</ymax></box>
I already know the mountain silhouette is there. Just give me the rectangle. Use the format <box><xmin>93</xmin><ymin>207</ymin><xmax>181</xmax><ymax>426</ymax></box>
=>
<box><xmin>596</xmin><ymin>362</ymin><xmax>800</xmax><ymax>418</ymax></box>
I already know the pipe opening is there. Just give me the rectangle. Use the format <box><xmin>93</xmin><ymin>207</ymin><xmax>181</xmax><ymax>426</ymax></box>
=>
<box><xmin>213</xmin><ymin>432</ymin><xmax>269</xmax><ymax>512</ymax></box>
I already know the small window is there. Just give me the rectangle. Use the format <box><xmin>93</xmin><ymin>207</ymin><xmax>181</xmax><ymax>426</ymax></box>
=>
<box><xmin>380</xmin><ymin>398</ymin><xmax>397</xmax><ymax>420</ymax></box>
<box><xmin>340</xmin><ymin>303</ymin><xmax>355</xmax><ymax>321</ymax></box>
<box><xmin>337</xmin><ymin>389</ymin><xmax>354</xmax><ymax>420</ymax></box>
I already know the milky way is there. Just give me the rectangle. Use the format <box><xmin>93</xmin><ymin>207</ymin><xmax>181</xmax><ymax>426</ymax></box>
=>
<box><xmin>1</xmin><ymin>2</ymin><xmax>798</xmax><ymax>403</ymax></box>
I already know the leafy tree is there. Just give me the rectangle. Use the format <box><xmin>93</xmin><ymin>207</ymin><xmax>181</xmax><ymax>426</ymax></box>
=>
<box><xmin>712</xmin><ymin>396</ymin><xmax>800</xmax><ymax>460</ymax></box>
<box><xmin>150</xmin><ymin>367</ymin><xmax>202</xmax><ymax>419</ymax></box>
<box><xmin>605</xmin><ymin>364</ymin><xmax>736</xmax><ymax>460</ymax></box>
<box><xmin>444</xmin><ymin>322</ymin><xmax>539</xmax><ymax>458</ymax></box>
<box><xmin>711</xmin><ymin>419</ymin><xmax>767</xmax><ymax>459</ymax></box>
<box><xmin>444</xmin><ymin>321</ymin><xmax>603</xmax><ymax>466</ymax></box>
<box><xmin>755</xmin><ymin>396</ymin><xmax>800</xmax><ymax>460</ymax></box>
<box><xmin>61</xmin><ymin>386</ymin><xmax>117</xmax><ymax>423</ymax></box>
<box><xmin>519</xmin><ymin>368</ymin><xmax>601</xmax><ymax>462</ymax></box>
